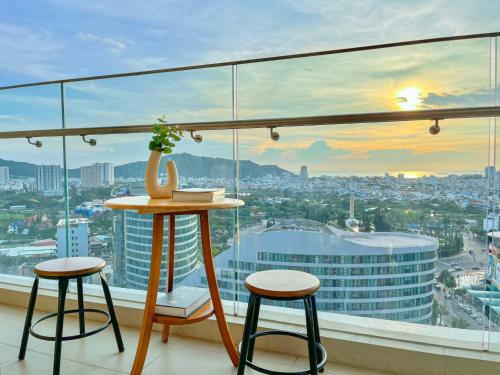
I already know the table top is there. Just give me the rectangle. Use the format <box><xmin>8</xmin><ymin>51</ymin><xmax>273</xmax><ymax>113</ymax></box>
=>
<box><xmin>104</xmin><ymin>196</ymin><xmax>244</xmax><ymax>214</ymax></box>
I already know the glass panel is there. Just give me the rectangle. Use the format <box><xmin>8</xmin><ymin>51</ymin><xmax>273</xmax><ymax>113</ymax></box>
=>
<box><xmin>63</xmin><ymin>128</ymin><xmax>237</xmax><ymax>310</ymax></box>
<box><xmin>0</xmin><ymin>35</ymin><xmax>497</xmax><ymax>352</ymax></box>
<box><xmin>64</xmin><ymin>67</ymin><xmax>232</xmax><ymax>128</ymax></box>
<box><xmin>484</xmin><ymin>36</ymin><xmax>499</xmax><ymax>352</ymax></box>
<box><xmin>238</xmin><ymin>38</ymin><xmax>491</xmax><ymax>119</ymax></box>
<box><xmin>0</xmin><ymin>137</ymin><xmax>65</xmax><ymax>281</ymax></box>
<box><xmin>0</xmin><ymin>84</ymin><xmax>62</xmax><ymax>131</ymax></box>
<box><xmin>227</xmin><ymin>117</ymin><xmax>490</xmax><ymax>348</ymax></box>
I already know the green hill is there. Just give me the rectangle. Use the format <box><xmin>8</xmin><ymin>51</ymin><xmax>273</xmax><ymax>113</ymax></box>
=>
<box><xmin>0</xmin><ymin>153</ymin><xmax>294</xmax><ymax>179</ymax></box>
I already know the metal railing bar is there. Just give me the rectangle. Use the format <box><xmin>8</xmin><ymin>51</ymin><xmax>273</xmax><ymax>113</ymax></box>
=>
<box><xmin>0</xmin><ymin>32</ymin><xmax>498</xmax><ymax>91</ymax></box>
<box><xmin>0</xmin><ymin>106</ymin><xmax>498</xmax><ymax>139</ymax></box>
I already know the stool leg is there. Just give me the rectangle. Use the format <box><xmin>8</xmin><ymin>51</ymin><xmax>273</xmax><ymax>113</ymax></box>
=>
<box><xmin>304</xmin><ymin>297</ymin><xmax>318</xmax><ymax>375</ymax></box>
<box><xmin>19</xmin><ymin>276</ymin><xmax>39</xmax><ymax>360</ymax></box>
<box><xmin>247</xmin><ymin>296</ymin><xmax>261</xmax><ymax>362</ymax></box>
<box><xmin>77</xmin><ymin>277</ymin><xmax>85</xmax><ymax>335</ymax></box>
<box><xmin>311</xmin><ymin>295</ymin><xmax>324</xmax><ymax>372</ymax></box>
<box><xmin>53</xmin><ymin>278</ymin><xmax>68</xmax><ymax>375</ymax></box>
<box><xmin>237</xmin><ymin>294</ymin><xmax>257</xmax><ymax>375</ymax></box>
<box><xmin>100</xmin><ymin>271</ymin><xmax>124</xmax><ymax>352</ymax></box>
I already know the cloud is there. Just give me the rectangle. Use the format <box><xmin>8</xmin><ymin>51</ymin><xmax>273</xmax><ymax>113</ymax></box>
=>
<box><xmin>122</xmin><ymin>56</ymin><xmax>170</xmax><ymax>70</ymax></box>
<box><xmin>422</xmin><ymin>88</ymin><xmax>496</xmax><ymax>108</ymax></box>
<box><xmin>77</xmin><ymin>32</ymin><xmax>128</xmax><ymax>55</ymax></box>
<box><xmin>0</xmin><ymin>114</ymin><xmax>27</xmax><ymax>122</ymax></box>
<box><xmin>254</xmin><ymin>139</ymin><xmax>351</xmax><ymax>168</ymax></box>
<box><xmin>0</xmin><ymin>22</ymin><xmax>63</xmax><ymax>80</ymax></box>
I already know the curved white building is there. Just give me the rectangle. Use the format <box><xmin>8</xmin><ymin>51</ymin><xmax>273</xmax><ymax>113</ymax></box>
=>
<box><xmin>191</xmin><ymin>219</ymin><xmax>438</xmax><ymax>324</ymax></box>
<box><xmin>124</xmin><ymin>210</ymin><xmax>199</xmax><ymax>290</ymax></box>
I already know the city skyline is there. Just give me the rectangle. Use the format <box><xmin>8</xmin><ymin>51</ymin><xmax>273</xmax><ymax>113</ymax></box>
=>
<box><xmin>0</xmin><ymin>152</ymin><xmax>493</xmax><ymax>179</ymax></box>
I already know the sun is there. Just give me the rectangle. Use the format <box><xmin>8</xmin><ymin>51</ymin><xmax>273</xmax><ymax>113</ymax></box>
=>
<box><xmin>396</xmin><ymin>87</ymin><xmax>422</xmax><ymax>111</ymax></box>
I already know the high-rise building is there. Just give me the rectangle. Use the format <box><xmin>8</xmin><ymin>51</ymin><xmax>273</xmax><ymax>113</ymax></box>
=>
<box><xmin>122</xmin><ymin>210</ymin><xmax>199</xmax><ymax>290</ymax></box>
<box><xmin>484</xmin><ymin>165</ymin><xmax>496</xmax><ymax>181</ymax></box>
<box><xmin>483</xmin><ymin>212</ymin><xmax>500</xmax><ymax>231</ymax></box>
<box><xmin>56</xmin><ymin>218</ymin><xmax>89</xmax><ymax>258</ymax></box>
<box><xmin>0</xmin><ymin>167</ymin><xmax>9</xmax><ymax>185</ymax></box>
<box><xmin>112</xmin><ymin>212</ymin><xmax>126</xmax><ymax>287</ymax></box>
<box><xmin>300</xmin><ymin>166</ymin><xmax>309</xmax><ymax>179</ymax></box>
<box><xmin>186</xmin><ymin>219</ymin><xmax>438</xmax><ymax>324</ymax></box>
<box><xmin>35</xmin><ymin>165</ymin><xmax>62</xmax><ymax>193</ymax></box>
<box><xmin>345</xmin><ymin>195</ymin><xmax>360</xmax><ymax>230</ymax></box>
<box><xmin>81</xmin><ymin>163</ymin><xmax>114</xmax><ymax>188</ymax></box>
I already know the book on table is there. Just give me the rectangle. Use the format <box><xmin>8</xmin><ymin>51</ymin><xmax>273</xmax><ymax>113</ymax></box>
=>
<box><xmin>155</xmin><ymin>286</ymin><xmax>211</xmax><ymax>318</ymax></box>
<box><xmin>172</xmin><ymin>188</ymin><xmax>225</xmax><ymax>202</ymax></box>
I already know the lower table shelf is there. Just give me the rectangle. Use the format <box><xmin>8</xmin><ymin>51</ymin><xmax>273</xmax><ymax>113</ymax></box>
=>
<box><xmin>152</xmin><ymin>300</ymin><xmax>215</xmax><ymax>325</ymax></box>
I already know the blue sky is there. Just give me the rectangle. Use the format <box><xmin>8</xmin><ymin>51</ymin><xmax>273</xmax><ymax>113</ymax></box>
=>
<box><xmin>1</xmin><ymin>0</ymin><xmax>499</xmax><ymax>84</ymax></box>
<box><xmin>0</xmin><ymin>1</ymin><xmax>499</xmax><ymax>174</ymax></box>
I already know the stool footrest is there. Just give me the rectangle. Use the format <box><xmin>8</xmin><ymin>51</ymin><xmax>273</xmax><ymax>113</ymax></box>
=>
<box><xmin>239</xmin><ymin>330</ymin><xmax>327</xmax><ymax>375</ymax></box>
<box><xmin>30</xmin><ymin>308</ymin><xmax>111</xmax><ymax>342</ymax></box>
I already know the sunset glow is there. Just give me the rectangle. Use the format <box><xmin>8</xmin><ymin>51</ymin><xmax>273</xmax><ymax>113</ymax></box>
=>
<box><xmin>396</xmin><ymin>87</ymin><xmax>422</xmax><ymax>110</ymax></box>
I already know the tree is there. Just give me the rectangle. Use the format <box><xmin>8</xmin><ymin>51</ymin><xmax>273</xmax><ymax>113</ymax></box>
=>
<box><xmin>336</xmin><ymin>212</ymin><xmax>347</xmax><ymax>229</ymax></box>
<box><xmin>374</xmin><ymin>208</ymin><xmax>391</xmax><ymax>232</ymax></box>
<box><xmin>451</xmin><ymin>317</ymin><xmax>469</xmax><ymax>329</ymax></box>
<box><xmin>438</xmin><ymin>269</ymin><xmax>457</xmax><ymax>291</ymax></box>
<box><xmin>454</xmin><ymin>288</ymin><xmax>467</xmax><ymax>302</ymax></box>
<box><xmin>361</xmin><ymin>211</ymin><xmax>371</xmax><ymax>232</ymax></box>
<box><xmin>432</xmin><ymin>300</ymin><xmax>447</xmax><ymax>325</ymax></box>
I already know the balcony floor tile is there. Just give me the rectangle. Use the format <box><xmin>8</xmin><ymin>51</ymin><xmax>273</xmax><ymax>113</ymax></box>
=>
<box><xmin>0</xmin><ymin>304</ymin><xmax>391</xmax><ymax>374</ymax></box>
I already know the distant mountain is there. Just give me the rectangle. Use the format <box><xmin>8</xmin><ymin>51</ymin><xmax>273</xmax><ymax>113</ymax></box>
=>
<box><xmin>1</xmin><ymin>153</ymin><xmax>294</xmax><ymax>180</ymax></box>
<box><xmin>0</xmin><ymin>159</ymin><xmax>35</xmax><ymax>177</ymax></box>
<box><xmin>114</xmin><ymin>153</ymin><xmax>294</xmax><ymax>179</ymax></box>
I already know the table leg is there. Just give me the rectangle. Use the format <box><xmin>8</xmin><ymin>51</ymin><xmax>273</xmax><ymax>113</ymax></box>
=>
<box><xmin>131</xmin><ymin>213</ymin><xmax>164</xmax><ymax>375</ymax></box>
<box><xmin>200</xmin><ymin>210</ymin><xmax>240</xmax><ymax>367</ymax></box>
<box><xmin>162</xmin><ymin>213</ymin><xmax>176</xmax><ymax>343</ymax></box>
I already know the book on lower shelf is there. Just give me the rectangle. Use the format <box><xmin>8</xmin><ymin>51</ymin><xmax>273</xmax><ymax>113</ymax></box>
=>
<box><xmin>155</xmin><ymin>286</ymin><xmax>211</xmax><ymax>318</ymax></box>
<box><xmin>172</xmin><ymin>188</ymin><xmax>225</xmax><ymax>202</ymax></box>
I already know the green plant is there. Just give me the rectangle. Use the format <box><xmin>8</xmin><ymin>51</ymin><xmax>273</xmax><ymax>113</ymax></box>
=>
<box><xmin>148</xmin><ymin>117</ymin><xmax>183</xmax><ymax>154</ymax></box>
<box><xmin>438</xmin><ymin>269</ymin><xmax>457</xmax><ymax>290</ymax></box>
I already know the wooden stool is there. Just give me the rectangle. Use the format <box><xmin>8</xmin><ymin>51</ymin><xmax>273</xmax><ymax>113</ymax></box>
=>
<box><xmin>19</xmin><ymin>257</ymin><xmax>124</xmax><ymax>375</ymax></box>
<box><xmin>238</xmin><ymin>270</ymin><xmax>327</xmax><ymax>375</ymax></box>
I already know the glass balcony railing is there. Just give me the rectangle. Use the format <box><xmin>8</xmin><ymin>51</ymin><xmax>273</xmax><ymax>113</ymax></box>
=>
<box><xmin>0</xmin><ymin>32</ymin><xmax>499</xmax><ymax>352</ymax></box>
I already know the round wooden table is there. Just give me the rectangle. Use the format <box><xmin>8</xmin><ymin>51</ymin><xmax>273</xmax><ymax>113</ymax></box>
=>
<box><xmin>104</xmin><ymin>196</ymin><xmax>244</xmax><ymax>374</ymax></box>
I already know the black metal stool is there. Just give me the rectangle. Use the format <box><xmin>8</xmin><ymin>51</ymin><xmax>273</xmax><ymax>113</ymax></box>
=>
<box><xmin>19</xmin><ymin>257</ymin><xmax>124</xmax><ymax>375</ymax></box>
<box><xmin>238</xmin><ymin>270</ymin><xmax>327</xmax><ymax>375</ymax></box>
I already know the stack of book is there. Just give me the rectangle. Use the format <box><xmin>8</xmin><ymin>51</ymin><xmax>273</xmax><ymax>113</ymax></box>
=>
<box><xmin>172</xmin><ymin>188</ymin><xmax>225</xmax><ymax>202</ymax></box>
<box><xmin>155</xmin><ymin>286</ymin><xmax>211</xmax><ymax>318</ymax></box>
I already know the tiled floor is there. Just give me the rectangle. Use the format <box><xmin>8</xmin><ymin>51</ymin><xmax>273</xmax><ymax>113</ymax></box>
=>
<box><xmin>0</xmin><ymin>303</ymin><xmax>391</xmax><ymax>375</ymax></box>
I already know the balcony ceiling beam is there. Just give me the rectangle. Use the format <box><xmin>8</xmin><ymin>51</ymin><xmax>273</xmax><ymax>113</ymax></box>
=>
<box><xmin>0</xmin><ymin>106</ymin><xmax>498</xmax><ymax>139</ymax></box>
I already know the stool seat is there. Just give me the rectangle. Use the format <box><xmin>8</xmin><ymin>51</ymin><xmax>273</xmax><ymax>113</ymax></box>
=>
<box><xmin>21</xmin><ymin>257</ymin><xmax>123</xmax><ymax>375</ymax></box>
<box><xmin>34</xmin><ymin>257</ymin><xmax>106</xmax><ymax>278</ymax></box>
<box><xmin>239</xmin><ymin>270</ymin><xmax>325</xmax><ymax>375</ymax></box>
<box><xmin>244</xmin><ymin>270</ymin><xmax>320</xmax><ymax>299</ymax></box>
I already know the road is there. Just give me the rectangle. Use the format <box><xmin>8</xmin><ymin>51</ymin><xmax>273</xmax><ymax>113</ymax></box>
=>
<box><xmin>433</xmin><ymin>231</ymin><xmax>500</xmax><ymax>331</ymax></box>
<box><xmin>437</xmin><ymin>232</ymin><xmax>487</xmax><ymax>274</ymax></box>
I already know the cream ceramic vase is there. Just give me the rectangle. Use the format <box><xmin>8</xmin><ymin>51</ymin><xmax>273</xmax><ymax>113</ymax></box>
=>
<box><xmin>145</xmin><ymin>151</ymin><xmax>178</xmax><ymax>199</ymax></box>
